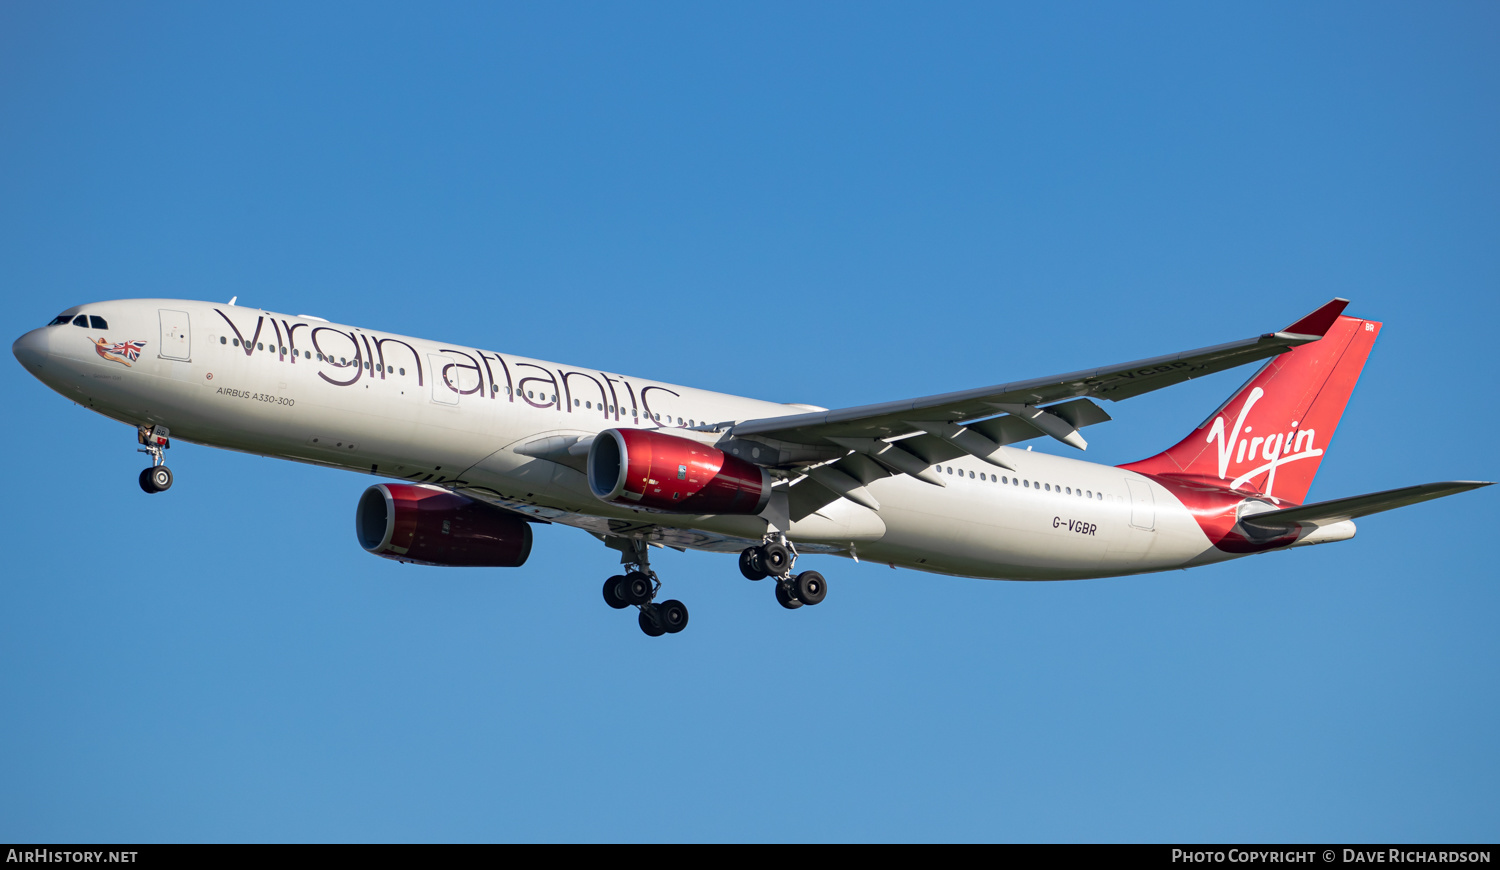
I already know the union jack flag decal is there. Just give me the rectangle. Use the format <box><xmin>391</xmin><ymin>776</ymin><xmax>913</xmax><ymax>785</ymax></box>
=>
<box><xmin>92</xmin><ymin>337</ymin><xmax>147</xmax><ymax>367</ymax></box>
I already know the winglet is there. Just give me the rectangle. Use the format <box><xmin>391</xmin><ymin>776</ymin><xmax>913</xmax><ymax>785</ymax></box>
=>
<box><xmin>1282</xmin><ymin>298</ymin><xmax>1350</xmax><ymax>338</ymax></box>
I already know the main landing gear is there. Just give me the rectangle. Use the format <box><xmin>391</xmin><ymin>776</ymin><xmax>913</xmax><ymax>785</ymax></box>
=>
<box><xmin>739</xmin><ymin>534</ymin><xmax>828</xmax><ymax>611</ymax></box>
<box><xmin>136</xmin><ymin>425</ymin><xmax>174</xmax><ymax>494</ymax></box>
<box><xmin>602</xmin><ymin>538</ymin><xmax>689</xmax><ymax>638</ymax></box>
<box><xmin>599</xmin><ymin>533</ymin><xmax>830</xmax><ymax>635</ymax></box>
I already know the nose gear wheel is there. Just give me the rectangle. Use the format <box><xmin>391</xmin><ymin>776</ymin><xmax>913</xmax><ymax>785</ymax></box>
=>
<box><xmin>136</xmin><ymin>425</ymin><xmax>174</xmax><ymax>493</ymax></box>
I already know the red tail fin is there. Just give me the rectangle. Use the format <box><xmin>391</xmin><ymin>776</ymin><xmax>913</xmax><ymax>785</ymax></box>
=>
<box><xmin>1119</xmin><ymin>313</ymin><xmax>1381</xmax><ymax>504</ymax></box>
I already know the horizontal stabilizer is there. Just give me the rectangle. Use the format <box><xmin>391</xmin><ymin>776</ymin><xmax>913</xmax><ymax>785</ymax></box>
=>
<box><xmin>1241</xmin><ymin>480</ymin><xmax>1493</xmax><ymax>530</ymax></box>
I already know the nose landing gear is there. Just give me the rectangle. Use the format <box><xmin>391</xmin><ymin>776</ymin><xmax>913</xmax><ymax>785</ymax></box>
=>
<box><xmin>137</xmin><ymin>425</ymin><xmax>174</xmax><ymax>494</ymax></box>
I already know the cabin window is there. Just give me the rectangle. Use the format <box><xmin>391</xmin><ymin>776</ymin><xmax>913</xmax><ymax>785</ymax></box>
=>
<box><xmin>574</xmin><ymin>399</ymin><xmax>580</xmax><ymax>406</ymax></box>
<box><xmin>257</xmin><ymin>343</ymin><xmax>264</xmax><ymax>351</ymax></box>
<box><xmin>73</xmin><ymin>315</ymin><xmax>88</xmax><ymax>327</ymax></box>
<box><xmin>1087</xmin><ymin>490</ymin><xmax>1093</xmax><ymax>498</ymax></box>
<box><xmin>220</xmin><ymin>336</ymin><xmax>227</xmax><ymax>345</ymax></box>
<box><xmin>399</xmin><ymin>368</ymin><xmax>406</xmax><ymax>376</ymax></box>
<box><xmin>526</xmin><ymin>390</ymin><xmax>533</xmax><ymax>398</ymax></box>
<box><xmin>1024</xmin><ymin>480</ymin><xmax>1030</xmax><ymax>488</ymax></box>
<box><xmin>969</xmin><ymin>470</ymin><xmax>975</xmax><ymax>479</ymax></box>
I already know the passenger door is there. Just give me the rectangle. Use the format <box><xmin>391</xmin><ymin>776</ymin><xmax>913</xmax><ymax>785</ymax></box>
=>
<box><xmin>1125</xmin><ymin>477</ymin><xmax>1155</xmax><ymax>531</ymax></box>
<box><xmin>158</xmin><ymin>309</ymin><xmax>191</xmax><ymax>361</ymax></box>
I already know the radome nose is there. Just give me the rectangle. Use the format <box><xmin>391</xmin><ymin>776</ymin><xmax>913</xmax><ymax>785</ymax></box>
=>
<box><xmin>12</xmin><ymin>328</ymin><xmax>49</xmax><ymax>371</ymax></box>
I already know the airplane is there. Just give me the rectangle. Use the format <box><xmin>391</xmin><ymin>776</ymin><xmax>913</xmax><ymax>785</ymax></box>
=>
<box><xmin>12</xmin><ymin>297</ymin><xmax>1491</xmax><ymax>637</ymax></box>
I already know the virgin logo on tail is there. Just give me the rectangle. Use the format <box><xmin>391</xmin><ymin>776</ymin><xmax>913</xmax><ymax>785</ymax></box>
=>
<box><xmin>1206</xmin><ymin>387</ymin><xmax>1323</xmax><ymax>498</ymax></box>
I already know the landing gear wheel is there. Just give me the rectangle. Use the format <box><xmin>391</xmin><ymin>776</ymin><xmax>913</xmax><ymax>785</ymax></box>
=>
<box><xmin>621</xmin><ymin>571</ymin><xmax>654</xmax><ymax>606</ymax></box>
<box><xmin>139</xmin><ymin>465</ymin><xmax>173</xmax><ymax>494</ymax></box>
<box><xmin>739</xmin><ymin>547</ymin><xmax>768</xmax><ymax>581</ymax></box>
<box><xmin>657</xmin><ymin>599</ymin><xmax>689</xmax><ymax>633</ymax></box>
<box><xmin>603</xmin><ymin>575</ymin><xmax>630</xmax><ymax>610</ymax></box>
<box><xmin>639</xmin><ymin>608</ymin><xmax>667</xmax><ymax>637</ymax></box>
<box><xmin>775</xmin><ymin>582</ymin><xmax>803</xmax><ymax>610</ymax></box>
<box><xmin>759</xmin><ymin>542</ymin><xmax>791</xmax><ymax>576</ymax></box>
<box><xmin>794</xmin><ymin>571</ymin><xmax>826</xmax><ymax>605</ymax></box>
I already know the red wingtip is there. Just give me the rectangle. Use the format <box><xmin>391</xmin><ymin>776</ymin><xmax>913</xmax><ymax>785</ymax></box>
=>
<box><xmin>1283</xmin><ymin>298</ymin><xmax>1350</xmax><ymax>337</ymax></box>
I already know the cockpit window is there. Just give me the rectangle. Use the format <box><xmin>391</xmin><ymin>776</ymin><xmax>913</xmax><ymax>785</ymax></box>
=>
<box><xmin>72</xmin><ymin>315</ymin><xmax>89</xmax><ymax>327</ymax></box>
<box><xmin>48</xmin><ymin>315</ymin><xmax>71</xmax><ymax>326</ymax></box>
<box><xmin>89</xmin><ymin>316</ymin><xmax>108</xmax><ymax>330</ymax></box>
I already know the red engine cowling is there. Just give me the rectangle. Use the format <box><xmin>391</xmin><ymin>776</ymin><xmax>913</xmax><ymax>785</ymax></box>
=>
<box><xmin>355</xmin><ymin>484</ymin><xmax>534</xmax><ymax>567</ymax></box>
<box><xmin>588</xmin><ymin>428</ymin><xmax>772</xmax><ymax>514</ymax></box>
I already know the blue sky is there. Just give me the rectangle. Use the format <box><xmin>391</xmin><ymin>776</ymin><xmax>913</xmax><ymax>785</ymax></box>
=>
<box><xmin>2</xmin><ymin>2</ymin><xmax>1497</xmax><ymax>842</ymax></box>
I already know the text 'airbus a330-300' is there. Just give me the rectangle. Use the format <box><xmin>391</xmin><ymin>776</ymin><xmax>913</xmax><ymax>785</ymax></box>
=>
<box><xmin>13</xmin><ymin>298</ymin><xmax>1490</xmax><ymax>636</ymax></box>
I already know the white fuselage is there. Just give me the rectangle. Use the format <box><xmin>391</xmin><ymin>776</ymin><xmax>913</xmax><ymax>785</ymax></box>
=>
<box><xmin>14</xmin><ymin>299</ymin><xmax>1310</xmax><ymax>581</ymax></box>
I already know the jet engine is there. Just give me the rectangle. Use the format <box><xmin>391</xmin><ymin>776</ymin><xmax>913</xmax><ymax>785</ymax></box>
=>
<box><xmin>355</xmin><ymin>483</ymin><xmax>534</xmax><ymax>567</ymax></box>
<box><xmin>588</xmin><ymin>428</ymin><xmax>772</xmax><ymax>514</ymax></box>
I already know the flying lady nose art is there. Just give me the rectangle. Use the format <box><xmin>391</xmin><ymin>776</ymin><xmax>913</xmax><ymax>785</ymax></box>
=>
<box><xmin>91</xmin><ymin>337</ymin><xmax>147</xmax><ymax>367</ymax></box>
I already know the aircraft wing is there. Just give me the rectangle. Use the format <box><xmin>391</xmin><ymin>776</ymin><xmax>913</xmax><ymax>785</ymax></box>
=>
<box><xmin>716</xmin><ymin>298</ymin><xmax>1352</xmax><ymax>521</ymax></box>
<box><xmin>1241</xmin><ymin>481</ymin><xmax>1494</xmax><ymax>530</ymax></box>
<box><xmin>728</xmin><ymin>298</ymin><xmax>1350</xmax><ymax>449</ymax></box>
